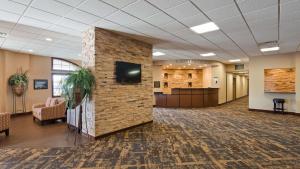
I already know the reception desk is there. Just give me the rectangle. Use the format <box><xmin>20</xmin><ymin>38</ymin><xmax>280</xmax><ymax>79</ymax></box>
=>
<box><xmin>155</xmin><ymin>88</ymin><xmax>218</xmax><ymax>108</ymax></box>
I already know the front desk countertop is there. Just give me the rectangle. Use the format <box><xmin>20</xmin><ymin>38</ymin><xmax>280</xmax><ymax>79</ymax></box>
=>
<box><xmin>154</xmin><ymin>88</ymin><xmax>218</xmax><ymax>108</ymax></box>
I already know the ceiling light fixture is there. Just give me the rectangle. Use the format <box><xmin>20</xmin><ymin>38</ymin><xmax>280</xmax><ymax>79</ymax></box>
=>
<box><xmin>260</xmin><ymin>46</ymin><xmax>280</xmax><ymax>52</ymax></box>
<box><xmin>45</xmin><ymin>38</ymin><xmax>53</xmax><ymax>42</ymax></box>
<box><xmin>229</xmin><ymin>59</ymin><xmax>241</xmax><ymax>63</ymax></box>
<box><xmin>0</xmin><ymin>32</ymin><xmax>7</xmax><ymax>38</ymax></box>
<box><xmin>200</xmin><ymin>52</ymin><xmax>216</xmax><ymax>57</ymax></box>
<box><xmin>153</xmin><ymin>52</ymin><xmax>165</xmax><ymax>56</ymax></box>
<box><xmin>190</xmin><ymin>22</ymin><xmax>219</xmax><ymax>34</ymax></box>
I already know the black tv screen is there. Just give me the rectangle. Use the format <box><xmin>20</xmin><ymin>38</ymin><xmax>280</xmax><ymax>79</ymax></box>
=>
<box><xmin>116</xmin><ymin>61</ymin><xmax>141</xmax><ymax>83</ymax></box>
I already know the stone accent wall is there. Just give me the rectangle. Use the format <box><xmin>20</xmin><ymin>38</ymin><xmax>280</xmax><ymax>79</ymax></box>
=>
<box><xmin>162</xmin><ymin>69</ymin><xmax>203</xmax><ymax>94</ymax></box>
<box><xmin>81</xmin><ymin>27</ymin><xmax>96</xmax><ymax>136</ymax></box>
<box><xmin>82</xmin><ymin>27</ymin><xmax>153</xmax><ymax>137</ymax></box>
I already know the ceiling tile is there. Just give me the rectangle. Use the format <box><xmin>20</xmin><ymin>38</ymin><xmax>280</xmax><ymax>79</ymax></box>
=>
<box><xmin>55</xmin><ymin>0</ymin><xmax>86</xmax><ymax>7</ymax></box>
<box><xmin>66</xmin><ymin>9</ymin><xmax>101</xmax><ymax>25</ymax></box>
<box><xmin>144</xmin><ymin>12</ymin><xmax>174</xmax><ymax>27</ymax></box>
<box><xmin>24</xmin><ymin>7</ymin><xmax>62</xmax><ymax>24</ymax></box>
<box><xmin>78</xmin><ymin>0</ymin><xmax>117</xmax><ymax>17</ymax></box>
<box><xmin>165</xmin><ymin>1</ymin><xmax>199</xmax><ymax>20</ymax></box>
<box><xmin>207</xmin><ymin>4</ymin><xmax>240</xmax><ymax>22</ymax></box>
<box><xmin>123</xmin><ymin>0</ymin><xmax>160</xmax><ymax>19</ymax></box>
<box><xmin>179</xmin><ymin>13</ymin><xmax>209</xmax><ymax>27</ymax></box>
<box><xmin>94</xmin><ymin>19</ymin><xmax>122</xmax><ymax>30</ymax></box>
<box><xmin>190</xmin><ymin>0</ymin><xmax>233</xmax><ymax>12</ymax></box>
<box><xmin>0</xmin><ymin>10</ymin><xmax>20</xmax><ymax>23</ymax></box>
<box><xmin>11</xmin><ymin>0</ymin><xmax>32</xmax><ymax>5</ymax></box>
<box><xmin>14</xmin><ymin>24</ymin><xmax>46</xmax><ymax>34</ymax></box>
<box><xmin>237</xmin><ymin>0</ymin><xmax>277</xmax><ymax>14</ymax></box>
<box><xmin>106</xmin><ymin>11</ymin><xmax>139</xmax><ymax>25</ymax></box>
<box><xmin>0</xmin><ymin>0</ymin><xmax>27</xmax><ymax>15</ymax></box>
<box><xmin>215</xmin><ymin>16</ymin><xmax>248</xmax><ymax>34</ymax></box>
<box><xmin>159</xmin><ymin>21</ymin><xmax>186</xmax><ymax>33</ymax></box>
<box><xmin>146</xmin><ymin>0</ymin><xmax>187</xmax><ymax>10</ymax></box>
<box><xmin>128</xmin><ymin>20</ymin><xmax>166</xmax><ymax>37</ymax></box>
<box><xmin>56</xmin><ymin>18</ymin><xmax>90</xmax><ymax>31</ymax></box>
<box><xmin>19</xmin><ymin>17</ymin><xmax>52</xmax><ymax>29</ymax></box>
<box><xmin>31</xmin><ymin>0</ymin><xmax>73</xmax><ymax>16</ymax></box>
<box><xmin>10</xmin><ymin>29</ymin><xmax>39</xmax><ymax>39</ymax></box>
<box><xmin>49</xmin><ymin>25</ymin><xmax>82</xmax><ymax>36</ymax></box>
<box><xmin>244</xmin><ymin>5</ymin><xmax>277</xmax><ymax>24</ymax></box>
<box><xmin>102</xmin><ymin>0</ymin><xmax>138</xmax><ymax>9</ymax></box>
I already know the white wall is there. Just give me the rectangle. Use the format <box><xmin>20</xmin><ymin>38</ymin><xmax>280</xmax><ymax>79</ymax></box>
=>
<box><xmin>211</xmin><ymin>63</ymin><xmax>226</xmax><ymax>104</ymax></box>
<box><xmin>249</xmin><ymin>52</ymin><xmax>300</xmax><ymax>112</ymax></box>
<box><xmin>226</xmin><ymin>73</ymin><xmax>233</xmax><ymax>101</ymax></box>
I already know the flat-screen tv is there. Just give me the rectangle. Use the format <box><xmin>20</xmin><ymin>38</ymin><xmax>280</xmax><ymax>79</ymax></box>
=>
<box><xmin>116</xmin><ymin>61</ymin><xmax>141</xmax><ymax>83</ymax></box>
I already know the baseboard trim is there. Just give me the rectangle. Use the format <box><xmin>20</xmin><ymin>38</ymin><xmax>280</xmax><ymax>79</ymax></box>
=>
<box><xmin>248</xmin><ymin>108</ymin><xmax>300</xmax><ymax>116</ymax></box>
<box><xmin>11</xmin><ymin>111</ymin><xmax>32</xmax><ymax>117</ymax></box>
<box><xmin>94</xmin><ymin>120</ymin><xmax>153</xmax><ymax>140</ymax></box>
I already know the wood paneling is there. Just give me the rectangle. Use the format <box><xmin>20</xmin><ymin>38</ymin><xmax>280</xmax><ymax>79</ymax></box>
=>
<box><xmin>167</xmin><ymin>95</ymin><xmax>179</xmax><ymax>107</ymax></box>
<box><xmin>264</xmin><ymin>68</ymin><xmax>295</xmax><ymax>93</ymax></box>
<box><xmin>155</xmin><ymin>88</ymin><xmax>218</xmax><ymax>108</ymax></box>
<box><xmin>180</xmin><ymin>95</ymin><xmax>191</xmax><ymax>107</ymax></box>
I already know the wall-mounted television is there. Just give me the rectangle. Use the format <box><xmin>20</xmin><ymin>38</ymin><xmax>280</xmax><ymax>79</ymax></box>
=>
<box><xmin>116</xmin><ymin>61</ymin><xmax>141</xmax><ymax>84</ymax></box>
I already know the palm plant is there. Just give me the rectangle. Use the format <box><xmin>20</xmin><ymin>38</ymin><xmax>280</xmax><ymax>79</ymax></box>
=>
<box><xmin>62</xmin><ymin>68</ymin><xmax>96</xmax><ymax>135</ymax></box>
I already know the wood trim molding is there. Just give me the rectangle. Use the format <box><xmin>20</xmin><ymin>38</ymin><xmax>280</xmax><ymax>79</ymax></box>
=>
<box><xmin>248</xmin><ymin>108</ymin><xmax>300</xmax><ymax>116</ymax></box>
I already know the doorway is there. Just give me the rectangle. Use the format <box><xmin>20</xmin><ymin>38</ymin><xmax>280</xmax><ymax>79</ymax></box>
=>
<box><xmin>233</xmin><ymin>77</ymin><xmax>236</xmax><ymax>100</ymax></box>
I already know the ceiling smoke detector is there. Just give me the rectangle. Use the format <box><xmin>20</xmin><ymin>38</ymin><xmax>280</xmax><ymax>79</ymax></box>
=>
<box><xmin>0</xmin><ymin>32</ymin><xmax>8</xmax><ymax>38</ymax></box>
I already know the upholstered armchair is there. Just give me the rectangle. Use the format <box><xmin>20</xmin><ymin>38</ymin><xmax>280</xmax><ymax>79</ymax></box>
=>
<box><xmin>0</xmin><ymin>112</ymin><xmax>10</xmax><ymax>136</ymax></box>
<box><xmin>32</xmin><ymin>97</ymin><xmax>66</xmax><ymax>125</ymax></box>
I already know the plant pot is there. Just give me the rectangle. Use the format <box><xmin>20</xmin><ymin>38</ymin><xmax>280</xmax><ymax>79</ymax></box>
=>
<box><xmin>12</xmin><ymin>85</ymin><xmax>25</xmax><ymax>96</ymax></box>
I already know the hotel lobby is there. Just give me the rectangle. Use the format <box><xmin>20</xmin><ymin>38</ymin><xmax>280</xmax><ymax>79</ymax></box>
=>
<box><xmin>1</xmin><ymin>0</ymin><xmax>300</xmax><ymax>168</ymax></box>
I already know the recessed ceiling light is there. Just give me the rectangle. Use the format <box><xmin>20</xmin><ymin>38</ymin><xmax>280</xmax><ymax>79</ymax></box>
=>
<box><xmin>260</xmin><ymin>46</ymin><xmax>280</xmax><ymax>52</ymax></box>
<box><xmin>229</xmin><ymin>59</ymin><xmax>241</xmax><ymax>63</ymax></box>
<box><xmin>153</xmin><ymin>52</ymin><xmax>165</xmax><ymax>56</ymax></box>
<box><xmin>200</xmin><ymin>52</ymin><xmax>216</xmax><ymax>57</ymax></box>
<box><xmin>45</xmin><ymin>38</ymin><xmax>53</xmax><ymax>42</ymax></box>
<box><xmin>0</xmin><ymin>32</ymin><xmax>7</xmax><ymax>38</ymax></box>
<box><xmin>190</xmin><ymin>22</ymin><xmax>219</xmax><ymax>34</ymax></box>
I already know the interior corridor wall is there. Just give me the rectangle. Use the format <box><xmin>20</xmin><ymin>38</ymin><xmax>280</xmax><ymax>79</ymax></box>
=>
<box><xmin>249</xmin><ymin>52</ymin><xmax>299</xmax><ymax>112</ymax></box>
<box><xmin>211</xmin><ymin>63</ymin><xmax>226</xmax><ymax>104</ymax></box>
<box><xmin>226</xmin><ymin>73</ymin><xmax>233</xmax><ymax>102</ymax></box>
<box><xmin>226</xmin><ymin>73</ymin><xmax>248</xmax><ymax>102</ymax></box>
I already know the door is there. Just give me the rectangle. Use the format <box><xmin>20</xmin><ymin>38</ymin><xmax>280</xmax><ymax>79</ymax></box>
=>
<box><xmin>233</xmin><ymin>77</ymin><xmax>236</xmax><ymax>100</ymax></box>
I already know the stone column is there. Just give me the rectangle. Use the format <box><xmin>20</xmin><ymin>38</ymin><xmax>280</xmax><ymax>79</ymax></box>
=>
<box><xmin>82</xmin><ymin>27</ymin><xmax>153</xmax><ymax>137</ymax></box>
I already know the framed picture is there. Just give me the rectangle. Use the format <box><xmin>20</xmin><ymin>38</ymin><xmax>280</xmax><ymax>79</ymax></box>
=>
<box><xmin>34</xmin><ymin>80</ymin><xmax>48</xmax><ymax>90</ymax></box>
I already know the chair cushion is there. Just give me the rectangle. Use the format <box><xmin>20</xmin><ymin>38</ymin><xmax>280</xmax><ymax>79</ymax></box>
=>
<box><xmin>45</xmin><ymin>97</ymin><xmax>52</xmax><ymax>107</ymax></box>
<box><xmin>50</xmin><ymin>98</ymin><xmax>58</xmax><ymax>107</ymax></box>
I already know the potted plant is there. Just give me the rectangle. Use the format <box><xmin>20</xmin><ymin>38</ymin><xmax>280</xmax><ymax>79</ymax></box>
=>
<box><xmin>62</xmin><ymin>68</ymin><xmax>96</xmax><ymax>135</ymax></box>
<box><xmin>8</xmin><ymin>69</ymin><xmax>29</xmax><ymax>96</ymax></box>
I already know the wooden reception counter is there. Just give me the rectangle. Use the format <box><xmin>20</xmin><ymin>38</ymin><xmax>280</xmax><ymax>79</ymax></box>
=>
<box><xmin>155</xmin><ymin>88</ymin><xmax>218</xmax><ymax>108</ymax></box>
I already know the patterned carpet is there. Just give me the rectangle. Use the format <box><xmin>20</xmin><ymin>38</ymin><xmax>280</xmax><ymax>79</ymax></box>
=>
<box><xmin>1</xmin><ymin>97</ymin><xmax>300</xmax><ymax>169</ymax></box>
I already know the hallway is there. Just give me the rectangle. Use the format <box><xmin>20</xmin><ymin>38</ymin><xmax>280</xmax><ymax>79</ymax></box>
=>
<box><xmin>1</xmin><ymin>98</ymin><xmax>300</xmax><ymax>168</ymax></box>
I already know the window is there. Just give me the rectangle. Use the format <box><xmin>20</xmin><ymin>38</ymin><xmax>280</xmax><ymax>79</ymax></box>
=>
<box><xmin>51</xmin><ymin>58</ymin><xmax>80</xmax><ymax>97</ymax></box>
